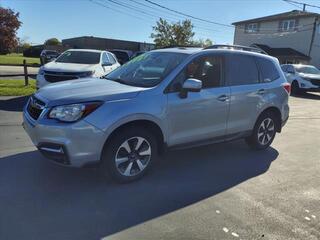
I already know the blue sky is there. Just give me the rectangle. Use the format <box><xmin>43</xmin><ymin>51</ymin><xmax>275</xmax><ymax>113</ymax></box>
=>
<box><xmin>2</xmin><ymin>0</ymin><xmax>320</xmax><ymax>45</ymax></box>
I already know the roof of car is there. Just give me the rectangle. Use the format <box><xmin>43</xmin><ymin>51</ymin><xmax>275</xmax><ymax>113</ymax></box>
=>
<box><xmin>152</xmin><ymin>47</ymin><xmax>277</xmax><ymax>62</ymax></box>
<box><xmin>67</xmin><ymin>49</ymin><xmax>104</xmax><ymax>53</ymax></box>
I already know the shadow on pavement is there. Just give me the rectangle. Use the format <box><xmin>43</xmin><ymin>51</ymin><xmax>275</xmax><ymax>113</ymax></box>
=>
<box><xmin>0</xmin><ymin>95</ymin><xmax>29</xmax><ymax>112</ymax></box>
<box><xmin>0</xmin><ymin>141</ymin><xmax>278</xmax><ymax>240</ymax></box>
<box><xmin>291</xmin><ymin>92</ymin><xmax>320</xmax><ymax>100</ymax></box>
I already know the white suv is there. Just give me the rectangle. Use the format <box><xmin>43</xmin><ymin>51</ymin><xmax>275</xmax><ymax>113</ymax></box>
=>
<box><xmin>36</xmin><ymin>49</ymin><xmax>120</xmax><ymax>89</ymax></box>
<box><xmin>281</xmin><ymin>64</ymin><xmax>320</xmax><ymax>95</ymax></box>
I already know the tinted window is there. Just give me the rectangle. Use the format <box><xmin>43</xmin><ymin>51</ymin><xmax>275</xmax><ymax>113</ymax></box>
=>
<box><xmin>56</xmin><ymin>51</ymin><xmax>101</xmax><ymax>64</ymax></box>
<box><xmin>107</xmin><ymin>53</ymin><xmax>116</xmax><ymax>64</ymax></box>
<box><xmin>281</xmin><ymin>65</ymin><xmax>288</xmax><ymax>72</ymax></box>
<box><xmin>226</xmin><ymin>55</ymin><xmax>259</xmax><ymax>86</ymax></box>
<box><xmin>169</xmin><ymin>55</ymin><xmax>223</xmax><ymax>92</ymax></box>
<box><xmin>256</xmin><ymin>58</ymin><xmax>280</xmax><ymax>82</ymax></box>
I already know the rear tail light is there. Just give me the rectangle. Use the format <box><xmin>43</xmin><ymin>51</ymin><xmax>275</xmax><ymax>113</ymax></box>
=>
<box><xmin>282</xmin><ymin>82</ymin><xmax>291</xmax><ymax>94</ymax></box>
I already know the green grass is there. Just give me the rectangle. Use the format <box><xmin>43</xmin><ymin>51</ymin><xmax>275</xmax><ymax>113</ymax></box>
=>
<box><xmin>0</xmin><ymin>53</ymin><xmax>40</xmax><ymax>65</ymax></box>
<box><xmin>0</xmin><ymin>79</ymin><xmax>36</xmax><ymax>96</ymax></box>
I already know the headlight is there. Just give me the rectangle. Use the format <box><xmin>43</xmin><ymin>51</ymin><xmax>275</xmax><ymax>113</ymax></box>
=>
<box><xmin>38</xmin><ymin>67</ymin><xmax>45</xmax><ymax>75</ymax></box>
<box><xmin>79</xmin><ymin>71</ymin><xmax>95</xmax><ymax>78</ymax></box>
<box><xmin>48</xmin><ymin>102</ymin><xmax>102</xmax><ymax>122</ymax></box>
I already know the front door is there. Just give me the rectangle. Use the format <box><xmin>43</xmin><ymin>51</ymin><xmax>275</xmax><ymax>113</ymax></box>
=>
<box><xmin>166</xmin><ymin>55</ymin><xmax>230</xmax><ymax>146</ymax></box>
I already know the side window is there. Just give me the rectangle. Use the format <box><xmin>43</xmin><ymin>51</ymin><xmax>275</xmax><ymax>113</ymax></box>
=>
<box><xmin>226</xmin><ymin>55</ymin><xmax>259</xmax><ymax>86</ymax></box>
<box><xmin>102</xmin><ymin>53</ymin><xmax>109</xmax><ymax>64</ymax></box>
<box><xmin>256</xmin><ymin>58</ymin><xmax>280</xmax><ymax>82</ymax></box>
<box><xmin>281</xmin><ymin>65</ymin><xmax>288</xmax><ymax>72</ymax></box>
<box><xmin>107</xmin><ymin>53</ymin><xmax>116</xmax><ymax>64</ymax></box>
<box><xmin>169</xmin><ymin>55</ymin><xmax>223</xmax><ymax>92</ymax></box>
<box><xmin>287</xmin><ymin>65</ymin><xmax>295</xmax><ymax>73</ymax></box>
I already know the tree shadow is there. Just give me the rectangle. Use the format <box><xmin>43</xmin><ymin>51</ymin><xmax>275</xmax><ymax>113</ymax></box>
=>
<box><xmin>0</xmin><ymin>140</ymin><xmax>278</xmax><ymax>240</ymax></box>
<box><xmin>0</xmin><ymin>95</ymin><xmax>29</xmax><ymax>112</ymax></box>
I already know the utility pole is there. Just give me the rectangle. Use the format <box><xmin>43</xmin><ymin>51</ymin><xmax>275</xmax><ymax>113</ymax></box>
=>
<box><xmin>303</xmin><ymin>3</ymin><xmax>306</xmax><ymax>11</ymax></box>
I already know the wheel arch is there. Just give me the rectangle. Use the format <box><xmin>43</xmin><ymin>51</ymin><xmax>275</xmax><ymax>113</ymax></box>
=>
<box><xmin>101</xmin><ymin>119</ymin><xmax>166</xmax><ymax>158</ymax></box>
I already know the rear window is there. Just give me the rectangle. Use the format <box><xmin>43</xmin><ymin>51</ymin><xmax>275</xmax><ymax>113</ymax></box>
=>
<box><xmin>226</xmin><ymin>55</ymin><xmax>259</xmax><ymax>86</ymax></box>
<box><xmin>256</xmin><ymin>58</ymin><xmax>280</xmax><ymax>82</ymax></box>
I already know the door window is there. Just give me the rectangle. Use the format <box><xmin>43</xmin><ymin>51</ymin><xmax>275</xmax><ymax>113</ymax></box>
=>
<box><xmin>107</xmin><ymin>53</ymin><xmax>116</xmax><ymax>64</ymax></box>
<box><xmin>169</xmin><ymin>55</ymin><xmax>223</xmax><ymax>92</ymax></box>
<box><xmin>102</xmin><ymin>53</ymin><xmax>110</xmax><ymax>64</ymax></box>
<box><xmin>226</xmin><ymin>55</ymin><xmax>259</xmax><ymax>86</ymax></box>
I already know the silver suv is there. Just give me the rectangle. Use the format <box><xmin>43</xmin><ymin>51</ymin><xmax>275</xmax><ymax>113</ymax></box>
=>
<box><xmin>23</xmin><ymin>46</ymin><xmax>290</xmax><ymax>183</ymax></box>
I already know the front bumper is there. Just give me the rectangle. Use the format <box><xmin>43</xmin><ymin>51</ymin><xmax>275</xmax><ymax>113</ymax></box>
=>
<box><xmin>23</xmin><ymin>108</ymin><xmax>107</xmax><ymax>167</ymax></box>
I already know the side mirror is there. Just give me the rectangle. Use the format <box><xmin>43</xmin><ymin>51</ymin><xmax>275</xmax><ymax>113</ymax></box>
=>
<box><xmin>102</xmin><ymin>62</ymin><xmax>112</xmax><ymax>67</ymax></box>
<box><xmin>179</xmin><ymin>78</ymin><xmax>202</xmax><ymax>98</ymax></box>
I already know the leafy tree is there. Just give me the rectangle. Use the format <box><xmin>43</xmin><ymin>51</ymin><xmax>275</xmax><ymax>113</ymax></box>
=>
<box><xmin>0</xmin><ymin>7</ymin><xmax>21</xmax><ymax>54</ymax></box>
<box><xmin>44</xmin><ymin>38</ymin><xmax>61</xmax><ymax>46</ymax></box>
<box><xmin>151</xmin><ymin>18</ymin><xmax>195</xmax><ymax>47</ymax></box>
<box><xmin>192</xmin><ymin>38</ymin><xmax>213</xmax><ymax>47</ymax></box>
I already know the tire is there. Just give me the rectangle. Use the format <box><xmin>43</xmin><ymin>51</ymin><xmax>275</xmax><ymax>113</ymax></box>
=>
<box><xmin>291</xmin><ymin>81</ymin><xmax>300</xmax><ymax>96</ymax></box>
<box><xmin>245</xmin><ymin>112</ymin><xmax>277</xmax><ymax>150</ymax></box>
<box><xmin>100</xmin><ymin>127</ymin><xmax>158</xmax><ymax>183</ymax></box>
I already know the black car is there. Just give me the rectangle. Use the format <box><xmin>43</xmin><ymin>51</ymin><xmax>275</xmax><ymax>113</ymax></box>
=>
<box><xmin>40</xmin><ymin>50</ymin><xmax>60</xmax><ymax>65</ymax></box>
<box><xmin>109</xmin><ymin>50</ymin><xmax>133</xmax><ymax>65</ymax></box>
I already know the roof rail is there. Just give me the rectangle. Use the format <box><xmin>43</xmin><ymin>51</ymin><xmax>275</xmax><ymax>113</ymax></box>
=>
<box><xmin>203</xmin><ymin>44</ymin><xmax>268</xmax><ymax>55</ymax></box>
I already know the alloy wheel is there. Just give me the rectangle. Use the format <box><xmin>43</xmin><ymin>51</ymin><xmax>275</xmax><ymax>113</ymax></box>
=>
<box><xmin>115</xmin><ymin>136</ymin><xmax>152</xmax><ymax>177</ymax></box>
<box><xmin>257</xmin><ymin>118</ymin><xmax>275</xmax><ymax>145</ymax></box>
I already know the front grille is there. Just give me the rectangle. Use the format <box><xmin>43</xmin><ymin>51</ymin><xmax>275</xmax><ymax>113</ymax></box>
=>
<box><xmin>27</xmin><ymin>96</ymin><xmax>45</xmax><ymax>120</ymax></box>
<box><xmin>311</xmin><ymin>80</ymin><xmax>320</xmax><ymax>87</ymax></box>
<box><xmin>43</xmin><ymin>71</ymin><xmax>86</xmax><ymax>83</ymax></box>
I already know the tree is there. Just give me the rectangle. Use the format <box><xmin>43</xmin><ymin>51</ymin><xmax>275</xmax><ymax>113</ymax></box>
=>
<box><xmin>0</xmin><ymin>7</ymin><xmax>21</xmax><ymax>54</ymax></box>
<box><xmin>192</xmin><ymin>38</ymin><xmax>213</xmax><ymax>47</ymax></box>
<box><xmin>151</xmin><ymin>18</ymin><xmax>195</xmax><ymax>47</ymax></box>
<box><xmin>44</xmin><ymin>38</ymin><xmax>61</xmax><ymax>46</ymax></box>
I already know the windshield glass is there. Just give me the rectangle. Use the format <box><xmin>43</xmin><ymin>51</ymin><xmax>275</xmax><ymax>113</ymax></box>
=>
<box><xmin>105</xmin><ymin>52</ymin><xmax>188</xmax><ymax>87</ymax></box>
<box><xmin>295</xmin><ymin>65</ymin><xmax>320</xmax><ymax>74</ymax></box>
<box><xmin>56</xmin><ymin>51</ymin><xmax>101</xmax><ymax>64</ymax></box>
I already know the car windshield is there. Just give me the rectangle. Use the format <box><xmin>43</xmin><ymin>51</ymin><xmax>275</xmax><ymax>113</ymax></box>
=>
<box><xmin>105</xmin><ymin>52</ymin><xmax>188</xmax><ymax>87</ymax></box>
<box><xmin>55</xmin><ymin>51</ymin><xmax>100</xmax><ymax>64</ymax></box>
<box><xmin>295</xmin><ymin>65</ymin><xmax>320</xmax><ymax>74</ymax></box>
<box><xmin>46</xmin><ymin>51</ymin><xmax>58</xmax><ymax>55</ymax></box>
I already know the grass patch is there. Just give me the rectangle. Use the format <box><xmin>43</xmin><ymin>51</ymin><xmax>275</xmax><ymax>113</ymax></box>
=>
<box><xmin>0</xmin><ymin>53</ymin><xmax>40</xmax><ymax>65</ymax></box>
<box><xmin>0</xmin><ymin>79</ymin><xmax>36</xmax><ymax>96</ymax></box>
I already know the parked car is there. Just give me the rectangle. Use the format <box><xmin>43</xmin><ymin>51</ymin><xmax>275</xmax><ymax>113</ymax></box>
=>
<box><xmin>131</xmin><ymin>51</ymin><xmax>146</xmax><ymax>59</ymax></box>
<box><xmin>281</xmin><ymin>64</ymin><xmax>320</xmax><ymax>95</ymax></box>
<box><xmin>23</xmin><ymin>46</ymin><xmax>290</xmax><ymax>183</ymax></box>
<box><xmin>40</xmin><ymin>50</ymin><xmax>60</xmax><ymax>65</ymax></box>
<box><xmin>36</xmin><ymin>49</ymin><xmax>120</xmax><ymax>89</ymax></box>
<box><xmin>109</xmin><ymin>49</ymin><xmax>133</xmax><ymax>65</ymax></box>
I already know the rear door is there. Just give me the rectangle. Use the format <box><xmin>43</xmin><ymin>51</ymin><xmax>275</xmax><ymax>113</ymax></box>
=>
<box><xmin>225</xmin><ymin>54</ymin><xmax>265</xmax><ymax>135</ymax></box>
<box><xmin>166</xmin><ymin>54</ymin><xmax>230</xmax><ymax>146</ymax></box>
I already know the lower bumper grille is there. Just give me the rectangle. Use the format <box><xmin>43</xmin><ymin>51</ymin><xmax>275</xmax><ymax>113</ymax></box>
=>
<box><xmin>311</xmin><ymin>80</ymin><xmax>320</xmax><ymax>87</ymax></box>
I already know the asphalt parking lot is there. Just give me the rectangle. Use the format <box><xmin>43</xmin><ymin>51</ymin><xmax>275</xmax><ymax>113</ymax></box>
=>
<box><xmin>0</xmin><ymin>93</ymin><xmax>319</xmax><ymax>240</ymax></box>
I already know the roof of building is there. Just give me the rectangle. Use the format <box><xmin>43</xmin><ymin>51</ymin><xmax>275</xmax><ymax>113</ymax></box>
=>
<box><xmin>252</xmin><ymin>44</ymin><xmax>310</xmax><ymax>60</ymax></box>
<box><xmin>232</xmin><ymin>10</ymin><xmax>320</xmax><ymax>25</ymax></box>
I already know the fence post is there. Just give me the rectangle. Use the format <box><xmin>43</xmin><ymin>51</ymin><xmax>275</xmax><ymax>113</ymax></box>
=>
<box><xmin>23</xmin><ymin>59</ymin><xmax>29</xmax><ymax>86</ymax></box>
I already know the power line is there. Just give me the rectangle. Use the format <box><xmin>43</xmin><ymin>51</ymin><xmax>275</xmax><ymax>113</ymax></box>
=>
<box><xmin>281</xmin><ymin>0</ymin><xmax>303</xmax><ymax>9</ymax></box>
<box><xmin>282</xmin><ymin>0</ymin><xmax>320</xmax><ymax>10</ymax></box>
<box><xmin>144</xmin><ymin>0</ymin><xmax>234</xmax><ymax>28</ymax></box>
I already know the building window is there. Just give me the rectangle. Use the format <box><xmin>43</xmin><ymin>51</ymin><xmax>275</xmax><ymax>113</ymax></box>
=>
<box><xmin>245</xmin><ymin>23</ymin><xmax>258</xmax><ymax>33</ymax></box>
<box><xmin>280</xmin><ymin>19</ymin><xmax>296</xmax><ymax>31</ymax></box>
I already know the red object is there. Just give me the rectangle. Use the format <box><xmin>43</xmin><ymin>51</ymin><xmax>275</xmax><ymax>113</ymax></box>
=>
<box><xmin>282</xmin><ymin>82</ymin><xmax>291</xmax><ymax>94</ymax></box>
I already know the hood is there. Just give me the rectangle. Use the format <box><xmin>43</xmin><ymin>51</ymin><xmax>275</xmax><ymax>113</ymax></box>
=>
<box><xmin>43</xmin><ymin>61</ymin><xmax>97</xmax><ymax>72</ymax></box>
<box><xmin>35</xmin><ymin>78</ymin><xmax>145</xmax><ymax>107</ymax></box>
<box><xmin>298</xmin><ymin>73</ymin><xmax>320</xmax><ymax>80</ymax></box>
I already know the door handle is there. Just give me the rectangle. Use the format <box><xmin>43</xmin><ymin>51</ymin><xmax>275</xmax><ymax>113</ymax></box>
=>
<box><xmin>217</xmin><ymin>95</ymin><xmax>229</xmax><ymax>102</ymax></box>
<box><xmin>257</xmin><ymin>89</ymin><xmax>265</xmax><ymax>95</ymax></box>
